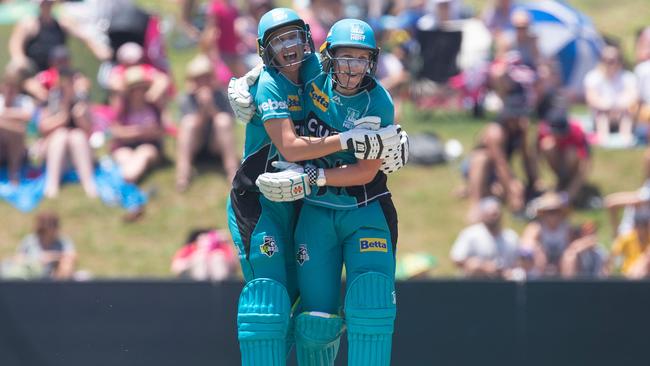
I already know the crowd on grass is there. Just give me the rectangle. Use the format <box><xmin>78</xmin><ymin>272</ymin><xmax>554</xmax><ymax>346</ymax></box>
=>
<box><xmin>1</xmin><ymin>0</ymin><xmax>650</xmax><ymax>280</ymax></box>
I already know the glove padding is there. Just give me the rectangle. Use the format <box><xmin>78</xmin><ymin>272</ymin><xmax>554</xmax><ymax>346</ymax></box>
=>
<box><xmin>227</xmin><ymin>63</ymin><xmax>263</xmax><ymax>124</ymax></box>
<box><xmin>255</xmin><ymin>161</ymin><xmax>311</xmax><ymax>202</ymax></box>
<box><xmin>381</xmin><ymin>127</ymin><xmax>409</xmax><ymax>174</ymax></box>
<box><xmin>339</xmin><ymin>117</ymin><xmax>401</xmax><ymax>160</ymax></box>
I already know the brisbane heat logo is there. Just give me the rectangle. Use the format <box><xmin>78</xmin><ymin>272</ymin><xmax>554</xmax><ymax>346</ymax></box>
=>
<box><xmin>260</xmin><ymin>236</ymin><xmax>278</xmax><ymax>257</ymax></box>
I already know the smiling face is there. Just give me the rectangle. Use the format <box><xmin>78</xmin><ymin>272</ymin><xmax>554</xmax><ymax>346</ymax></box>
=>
<box><xmin>331</xmin><ymin>47</ymin><xmax>372</xmax><ymax>94</ymax></box>
<box><xmin>266</xmin><ymin>26</ymin><xmax>310</xmax><ymax>72</ymax></box>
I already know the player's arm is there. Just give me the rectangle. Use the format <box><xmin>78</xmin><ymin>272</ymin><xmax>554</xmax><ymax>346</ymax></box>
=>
<box><xmin>321</xmin><ymin>159</ymin><xmax>381</xmax><ymax>187</ymax></box>
<box><xmin>264</xmin><ymin>118</ymin><xmax>343</xmax><ymax>162</ymax></box>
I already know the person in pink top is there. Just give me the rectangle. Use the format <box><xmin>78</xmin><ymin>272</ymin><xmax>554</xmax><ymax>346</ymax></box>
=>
<box><xmin>204</xmin><ymin>0</ymin><xmax>245</xmax><ymax>76</ymax></box>
<box><xmin>110</xmin><ymin>65</ymin><xmax>165</xmax><ymax>183</ymax></box>
<box><xmin>537</xmin><ymin>107</ymin><xmax>591</xmax><ymax>206</ymax></box>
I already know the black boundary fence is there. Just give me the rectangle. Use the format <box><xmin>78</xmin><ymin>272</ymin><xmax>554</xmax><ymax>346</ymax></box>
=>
<box><xmin>1</xmin><ymin>279</ymin><xmax>649</xmax><ymax>366</ymax></box>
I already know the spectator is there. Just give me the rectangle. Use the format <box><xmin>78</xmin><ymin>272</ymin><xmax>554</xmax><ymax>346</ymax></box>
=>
<box><xmin>609</xmin><ymin>210</ymin><xmax>650</xmax><ymax>278</ymax></box>
<box><xmin>24</xmin><ymin>45</ymin><xmax>91</xmax><ymax>106</ymax></box>
<box><xmin>0</xmin><ymin>62</ymin><xmax>34</xmax><ymax>185</ymax></box>
<box><xmin>450</xmin><ymin>197</ymin><xmax>520</xmax><ymax>278</ymax></box>
<box><xmin>537</xmin><ymin>107</ymin><xmax>591</xmax><ymax>206</ymax></box>
<box><xmin>234</xmin><ymin>0</ymin><xmax>274</xmax><ymax>69</ymax></box>
<box><xmin>171</xmin><ymin>228</ymin><xmax>237</xmax><ymax>281</ymax></box>
<box><xmin>482</xmin><ymin>0</ymin><xmax>517</xmax><ymax>35</ymax></box>
<box><xmin>463</xmin><ymin>93</ymin><xmax>538</xmax><ymax>219</ymax></box>
<box><xmin>605</xmin><ymin>183</ymin><xmax>650</xmax><ymax>237</ymax></box>
<box><xmin>108</xmin><ymin>42</ymin><xmax>172</xmax><ymax>111</ymax></box>
<box><xmin>17</xmin><ymin>211</ymin><xmax>77</xmax><ymax>280</ymax></box>
<box><xmin>634</xmin><ymin>53</ymin><xmax>650</xmax><ymax>140</ymax></box>
<box><xmin>8</xmin><ymin>0</ymin><xmax>110</xmax><ymax>72</ymax></box>
<box><xmin>560</xmin><ymin>221</ymin><xmax>607</xmax><ymax>278</ymax></box>
<box><xmin>521</xmin><ymin>192</ymin><xmax>573</xmax><ymax>276</ymax></box>
<box><xmin>36</xmin><ymin>66</ymin><xmax>97</xmax><ymax>199</ymax></box>
<box><xmin>584</xmin><ymin>45</ymin><xmax>638</xmax><ymax>146</ymax></box>
<box><xmin>176</xmin><ymin>54</ymin><xmax>239</xmax><ymax>191</ymax></box>
<box><xmin>203</xmin><ymin>0</ymin><xmax>246</xmax><ymax>77</ymax></box>
<box><xmin>635</xmin><ymin>26</ymin><xmax>650</xmax><ymax>65</ymax></box>
<box><xmin>110</xmin><ymin>65</ymin><xmax>165</xmax><ymax>183</ymax></box>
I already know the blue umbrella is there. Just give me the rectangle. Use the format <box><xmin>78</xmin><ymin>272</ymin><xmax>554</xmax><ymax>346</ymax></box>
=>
<box><xmin>522</xmin><ymin>0</ymin><xmax>605</xmax><ymax>93</ymax></box>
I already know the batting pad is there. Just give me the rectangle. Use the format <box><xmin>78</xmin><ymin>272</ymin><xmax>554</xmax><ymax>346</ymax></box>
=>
<box><xmin>238</xmin><ymin>278</ymin><xmax>291</xmax><ymax>366</ymax></box>
<box><xmin>344</xmin><ymin>272</ymin><xmax>396</xmax><ymax>366</ymax></box>
<box><xmin>295</xmin><ymin>312</ymin><xmax>344</xmax><ymax>366</ymax></box>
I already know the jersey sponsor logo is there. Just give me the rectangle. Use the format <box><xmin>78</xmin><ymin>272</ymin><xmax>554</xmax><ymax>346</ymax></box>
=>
<box><xmin>287</xmin><ymin>94</ymin><xmax>302</xmax><ymax>112</ymax></box>
<box><xmin>305</xmin><ymin>112</ymin><xmax>337</xmax><ymax>137</ymax></box>
<box><xmin>296</xmin><ymin>244</ymin><xmax>310</xmax><ymax>265</ymax></box>
<box><xmin>260</xmin><ymin>236</ymin><xmax>278</xmax><ymax>257</ymax></box>
<box><xmin>309</xmin><ymin>82</ymin><xmax>330</xmax><ymax>112</ymax></box>
<box><xmin>359</xmin><ymin>238</ymin><xmax>388</xmax><ymax>253</ymax></box>
<box><xmin>258</xmin><ymin>99</ymin><xmax>288</xmax><ymax>114</ymax></box>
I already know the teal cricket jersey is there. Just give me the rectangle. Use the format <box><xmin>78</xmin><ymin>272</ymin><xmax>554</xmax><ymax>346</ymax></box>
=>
<box><xmin>232</xmin><ymin>54</ymin><xmax>321</xmax><ymax>192</ymax></box>
<box><xmin>300</xmin><ymin>73</ymin><xmax>395</xmax><ymax>209</ymax></box>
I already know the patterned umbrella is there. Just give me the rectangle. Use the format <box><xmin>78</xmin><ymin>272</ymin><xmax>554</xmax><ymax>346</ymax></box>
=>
<box><xmin>523</xmin><ymin>0</ymin><xmax>605</xmax><ymax>93</ymax></box>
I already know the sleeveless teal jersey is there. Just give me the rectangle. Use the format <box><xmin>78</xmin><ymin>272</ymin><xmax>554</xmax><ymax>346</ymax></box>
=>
<box><xmin>300</xmin><ymin>74</ymin><xmax>395</xmax><ymax>209</ymax></box>
<box><xmin>232</xmin><ymin>54</ymin><xmax>321</xmax><ymax>191</ymax></box>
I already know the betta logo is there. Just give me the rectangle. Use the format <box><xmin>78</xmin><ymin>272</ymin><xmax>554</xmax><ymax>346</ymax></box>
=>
<box><xmin>260</xmin><ymin>236</ymin><xmax>278</xmax><ymax>257</ymax></box>
<box><xmin>305</xmin><ymin>112</ymin><xmax>337</xmax><ymax>138</ymax></box>
<box><xmin>309</xmin><ymin>82</ymin><xmax>330</xmax><ymax>112</ymax></box>
<box><xmin>258</xmin><ymin>99</ymin><xmax>288</xmax><ymax>113</ymax></box>
<box><xmin>359</xmin><ymin>238</ymin><xmax>388</xmax><ymax>253</ymax></box>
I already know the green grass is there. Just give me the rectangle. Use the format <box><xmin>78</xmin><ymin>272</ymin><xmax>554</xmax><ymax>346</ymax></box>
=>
<box><xmin>0</xmin><ymin>1</ymin><xmax>649</xmax><ymax>277</ymax></box>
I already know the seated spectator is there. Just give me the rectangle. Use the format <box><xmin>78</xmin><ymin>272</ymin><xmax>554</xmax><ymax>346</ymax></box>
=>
<box><xmin>22</xmin><ymin>45</ymin><xmax>92</xmax><ymax>106</ymax></box>
<box><xmin>605</xmin><ymin>183</ymin><xmax>650</xmax><ymax>237</ymax></box>
<box><xmin>36</xmin><ymin>67</ymin><xmax>97</xmax><ymax>198</ymax></box>
<box><xmin>521</xmin><ymin>192</ymin><xmax>573</xmax><ymax>276</ymax></box>
<box><xmin>635</xmin><ymin>26</ymin><xmax>650</xmax><ymax>65</ymax></box>
<box><xmin>634</xmin><ymin>56</ymin><xmax>650</xmax><ymax>139</ymax></box>
<box><xmin>175</xmin><ymin>54</ymin><xmax>239</xmax><ymax>191</ymax></box>
<box><xmin>560</xmin><ymin>221</ymin><xmax>607</xmax><ymax>279</ymax></box>
<box><xmin>16</xmin><ymin>211</ymin><xmax>76</xmax><ymax>280</ymax></box>
<box><xmin>171</xmin><ymin>228</ymin><xmax>237</xmax><ymax>281</ymax></box>
<box><xmin>110</xmin><ymin>65</ymin><xmax>165</xmax><ymax>183</ymax></box>
<box><xmin>0</xmin><ymin>62</ymin><xmax>34</xmax><ymax>185</ymax></box>
<box><xmin>108</xmin><ymin>42</ymin><xmax>172</xmax><ymax>110</ymax></box>
<box><xmin>8</xmin><ymin>0</ymin><xmax>110</xmax><ymax>73</ymax></box>
<box><xmin>609</xmin><ymin>210</ymin><xmax>650</xmax><ymax>278</ymax></box>
<box><xmin>450</xmin><ymin>197</ymin><xmax>520</xmax><ymax>278</ymax></box>
<box><xmin>584</xmin><ymin>45</ymin><xmax>638</xmax><ymax>146</ymax></box>
<box><xmin>537</xmin><ymin>107</ymin><xmax>591</xmax><ymax>205</ymax></box>
<box><xmin>463</xmin><ymin>93</ymin><xmax>538</xmax><ymax>219</ymax></box>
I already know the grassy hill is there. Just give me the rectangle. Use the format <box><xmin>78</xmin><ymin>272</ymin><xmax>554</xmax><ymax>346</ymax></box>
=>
<box><xmin>0</xmin><ymin>0</ymin><xmax>648</xmax><ymax>277</ymax></box>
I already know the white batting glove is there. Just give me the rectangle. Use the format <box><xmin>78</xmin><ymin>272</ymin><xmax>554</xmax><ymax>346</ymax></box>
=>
<box><xmin>339</xmin><ymin>123</ymin><xmax>401</xmax><ymax>160</ymax></box>
<box><xmin>227</xmin><ymin>63</ymin><xmax>263</xmax><ymax>124</ymax></box>
<box><xmin>381</xmin><ymin>127</ymin><xmax>409</xmax><ymax>174</ymax></box>
<box><xmin>255</xmin><ymin>161</ymin><xmax>312</xmax><ymax>202</ymax></box>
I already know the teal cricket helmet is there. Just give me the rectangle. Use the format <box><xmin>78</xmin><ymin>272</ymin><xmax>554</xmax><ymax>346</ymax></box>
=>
<box><xmin>321</xmin><ymin>19</ymin><xmax>380</xmax><ymax>89</ymax></box>
<box><xmin>323</xmin><ymin>18</ymin><xmax>378</xmax><ymax>52</ymax></box>
<box><xmin>257</xmin><ymin>8</ymin><xmax>314</xmax><ymax>68</ymax></box>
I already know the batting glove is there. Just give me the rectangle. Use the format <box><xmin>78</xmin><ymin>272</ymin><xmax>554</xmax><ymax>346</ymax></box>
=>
<box><xmin>227</xmin><ymin>63</ymin><xmax>263</xmax><ymax>124</ymax></box>
<box><xmin>381</xmin><ymin>126</ymin><xmax>409</xmax><ymax>174</ymax></box>
<box><xmin>339</xmin><ymin>122</ymin><xmax>401</xmax><ymax>160</ymax></box>
<box><xmin>255</xmin><ymin>161</ymin><xmax>317</xmax><ymax>202</ymax></box>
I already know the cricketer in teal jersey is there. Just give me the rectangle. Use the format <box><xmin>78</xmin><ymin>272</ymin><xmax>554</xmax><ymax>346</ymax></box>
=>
<box><xmin>226</xmin><ymin>8</ymin><xmax>403</xmax><ymax>366</ymax></box>
<box><xmin>254</xmin><ymin>19</ymin><xmax>403</xmax><ymax>366</ymax></box>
